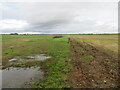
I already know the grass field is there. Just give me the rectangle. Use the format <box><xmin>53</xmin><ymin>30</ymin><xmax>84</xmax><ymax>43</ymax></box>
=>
<box><xmin>1</xmin><ymin>34</ymin><xmax>119</xmax><ymax>88</ymax></box>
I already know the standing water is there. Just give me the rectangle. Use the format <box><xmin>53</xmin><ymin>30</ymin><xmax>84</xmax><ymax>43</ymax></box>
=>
<box><xmin>9</xmin><ymin>54</ymin><xmax>51</xmax><ymax>62</ymax></box>
<box><xmin>2</xmin><ymin>67</ymin><xmax>44</xmax><ymax>88</ymax></box>
<box><xmin>2</xmin><ymin>54</ymin><xmax>51</xmax><ymax>88</ymax></box>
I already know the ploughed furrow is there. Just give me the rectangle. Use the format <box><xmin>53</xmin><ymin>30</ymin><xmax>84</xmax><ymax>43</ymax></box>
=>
<box><xmin>69</xmin><ymin>38</ymin><xmax>118</xmax><ymax>88</ymax></box>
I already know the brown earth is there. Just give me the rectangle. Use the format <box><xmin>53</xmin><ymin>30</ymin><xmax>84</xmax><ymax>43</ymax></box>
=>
<box><xmin>53</xmin><ymin>36</ymin><xmax>63</xmax><ymax>38</ymax></box>
<box><xmin>69</xmin><ymin>37</ymin><xmax>119</xmax><ymax>88</ymax></box>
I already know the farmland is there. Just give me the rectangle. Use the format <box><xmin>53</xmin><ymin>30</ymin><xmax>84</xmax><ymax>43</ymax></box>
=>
<box><xmin>1</xmin><ymin>34</ymin><xmax>119</xmax><ymax>88</ymax></box>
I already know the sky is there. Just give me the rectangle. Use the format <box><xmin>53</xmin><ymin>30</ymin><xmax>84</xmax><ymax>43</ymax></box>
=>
<box><xmin>0</xmin><ymin>0</ymin><xmax>119</xmax><ymax>34</ymax></box>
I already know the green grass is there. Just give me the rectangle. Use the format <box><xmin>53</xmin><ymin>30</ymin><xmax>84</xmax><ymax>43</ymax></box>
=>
<box><xmin>31</xmin><ymin>37</ymin><xmax>73</xmax><ymax>88</ymax></box>
<box><xmin>2</xmin><ymin>35</ymin><xmax>54</xmax><ymax>64</ymax></box>
<box><xmin>75</xmin><ymin>44</ymin><xmax>93</xmax><ymax>62</ymax></box>
<box><xmin>2</xmin><ymin>35</ymin><xmax>73</xmax><ymax>88</ymax></box>
<box><xmin>82</xmin><ymin>55</ymin><xmax>93</xmax><ymax>62</ymax></box>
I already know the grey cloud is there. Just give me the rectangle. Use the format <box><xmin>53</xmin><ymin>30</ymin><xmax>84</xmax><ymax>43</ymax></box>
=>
<box><xmin>30</xmin><ymin>18</ymin><xmax>71</xmax><ymax>30</ymax></box>
<box><xmin>0</xmin><ymin>2</ymin><xmax>118</xmax><ymax>34</ymax></box>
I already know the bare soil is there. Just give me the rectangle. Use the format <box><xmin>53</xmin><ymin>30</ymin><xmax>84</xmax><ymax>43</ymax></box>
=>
<box><xmin>53</xmin><ymin>36</ymin><xmax>63</xmax><ymax>38</ymax></box>
<box><xmin>69</xmin><ymin>38</ymin><xmax>118</xmax><ymax>88</ymax></box>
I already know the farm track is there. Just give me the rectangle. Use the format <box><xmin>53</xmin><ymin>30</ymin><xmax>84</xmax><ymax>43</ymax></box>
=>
<box><xmin>69</xmin><ymin>38</ymin><xmax>118</xmax><ymax>88</ymax></box>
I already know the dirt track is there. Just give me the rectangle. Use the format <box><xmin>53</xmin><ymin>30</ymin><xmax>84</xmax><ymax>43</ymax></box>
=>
<box><xmin>69</xmin><ymin>38</ymin><xmax>118</xmax><ymax>88</ymax></box>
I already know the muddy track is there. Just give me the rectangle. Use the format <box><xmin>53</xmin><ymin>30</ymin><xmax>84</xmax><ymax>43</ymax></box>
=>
<box><xmin>69</xmin><ymin>38</ymin><xmax>118</xmax><ymax>88</ymax></box>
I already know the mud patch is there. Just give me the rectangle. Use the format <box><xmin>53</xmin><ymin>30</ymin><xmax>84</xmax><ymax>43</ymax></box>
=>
<box><xmin>2</xmin><ymin>67</ymin><xmax>44</xmax><ymax>88</ymax></box>
<box><xmin>53</xmin><ymin>36</ymin><xmax>63</xmax><ymax>38</ymax></box>
<box><xmin>69</xmin><ymin>38</ymin><xmax>118</xmax><ymax>88</ymax></box>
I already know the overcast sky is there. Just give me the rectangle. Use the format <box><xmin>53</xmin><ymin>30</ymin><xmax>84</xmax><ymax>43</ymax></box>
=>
<box><xmin>0</xmin><ymin>1</ymin><xmax>118</xmax><ymax>34</ymax></box>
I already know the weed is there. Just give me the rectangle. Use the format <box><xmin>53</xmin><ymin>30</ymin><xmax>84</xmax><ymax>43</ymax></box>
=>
<box><xmin>82</xmin><ymin>55</ymin><xmax>93</xmax><ymax>62</ymax></box>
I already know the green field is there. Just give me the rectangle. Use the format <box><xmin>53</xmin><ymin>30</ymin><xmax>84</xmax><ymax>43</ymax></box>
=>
<box><xmin>1</xmin><ymin>34</ymin><xmax>119</xmax><ymax>88</ymax></box>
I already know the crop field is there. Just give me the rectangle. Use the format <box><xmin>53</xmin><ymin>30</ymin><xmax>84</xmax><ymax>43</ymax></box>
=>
<box><xmin>1</xmin><ymin>34</ymin><xmax>119</xmax><ymax>88</ymax></box>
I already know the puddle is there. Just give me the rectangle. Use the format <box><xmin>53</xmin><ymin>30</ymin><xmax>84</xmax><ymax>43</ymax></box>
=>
<box><xmin>2</xmin><ymin>67</ymin><xmax>44</xmax><ymax>88</ymax></box>
<box><xmin>9</xmin><ymin>54</ymin><xmax>51</xmax><ymax>62</ymax></box>
<box><xmin>9</xmin><ymin>57</ymin><xmax>24</xmax><ymax>62</ymax></box>
<box><xmin>27</xmin><ymin>54</ymin><xmax>51</xmax><ymax>61</ymax></box>
<box><xmin>3</xmin><ymin>54</ymin><xmax>50</xmax><ymax>88</ymax></box>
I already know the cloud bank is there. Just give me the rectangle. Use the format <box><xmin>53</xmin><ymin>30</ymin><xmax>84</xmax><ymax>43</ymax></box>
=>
<box><xmin>0</xmin><ymin>2</ymin><xmax>118</xmax><ymax>34</ymax></box>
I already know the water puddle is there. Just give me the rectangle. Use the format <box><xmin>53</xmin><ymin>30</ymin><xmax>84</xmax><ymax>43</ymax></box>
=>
<box><xmin>9</xmin><ymin>54</ymin><xmax>51</xmax><ymax>62</ymax></box>
<box><xmin>27</xmin><ymin>54</ymin><xmax>51</xmax><ymax>61</ymax></box>
<box><xmin>9</xmin><ymin>57</ymin><xmax>24</xmax><ymax>62</ymax></box>
<box><xmin>2</xmin><ymin>67</ymin><xmax>44</xmax><ymax>88</ymax></box>
<box><xmin>2</xmin><ymin>54</ymin><xmax>50</xmax><ymax>88</ymax></box>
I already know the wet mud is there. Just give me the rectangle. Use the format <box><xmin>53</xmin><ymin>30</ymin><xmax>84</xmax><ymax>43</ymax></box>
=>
<box><xmin>69</xmin><ymin>38</ymin><xmax>118</xmax><ymax>88</ymax></box>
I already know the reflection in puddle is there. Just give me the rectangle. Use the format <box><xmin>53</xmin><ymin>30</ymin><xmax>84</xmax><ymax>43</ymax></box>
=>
<box><xmin>3</xmin><ymin>54</ymin><xmax>50</xmax><ymax>88</ymax></box>
<box><xmin>27</xmin><ymin>54</ymin><xmax>51</xmax><ymax>61</ymax></box>
<box><xmin>9</xmin><ymin>57</ymin><xmax>24</xmax><ymax>62</ymax></box>
<box><xmin>9</xmin><ymin>54</ymin><xmax>51</xmax><ymax>62</ymax></box>
<box><xmin>2</xmin><ymin>67</ymin><xmax>44</xmax><ymax>88</ymax></box>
